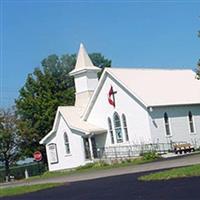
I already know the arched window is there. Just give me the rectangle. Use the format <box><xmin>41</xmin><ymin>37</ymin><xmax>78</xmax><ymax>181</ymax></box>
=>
<box><xmin>108</xmin><ymin>117</ymin><xmax>114</xmax><ymax>144</ymax></box>
<box><xmin>164</xmin><ymin>112</ymin><xmax>171</xmax><ymax>136</ymax></box>
<box><xmin>188</xmin><ymin>111</ymin><xmax>194</xmax><ymax>133</ymax></box>
<box><xmin>113</xmin><ymin>112</ymin><xmax>123</xmax><ymax>143</ymax></box>
<box><xmin>64</xmin><ymin>132</ymin><xmax>70</xmax><ymax>154</ymax></box>
<box><xmin>122</xmin><ymin>114</ymin><xmax>129</xmax><ymax>141</ymax></box>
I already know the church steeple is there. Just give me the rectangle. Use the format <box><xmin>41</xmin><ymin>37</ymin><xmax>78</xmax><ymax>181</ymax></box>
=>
<box><xmin>75</xmin><ymin>43</ymin><xmax>95</xmax><ymax>69</ymax></box>
<box><xmin>70</xmin><ymin>43</ymin><xmax>101</xmax><ymax>107</ymax></box>
<box><xmin>70</xmin><ymin>43</ymin><xmax>100</xmax><ymax>76</ymax></box>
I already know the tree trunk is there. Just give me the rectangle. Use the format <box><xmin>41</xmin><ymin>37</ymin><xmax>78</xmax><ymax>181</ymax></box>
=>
<box><xmin>5</xmin><ymin>159</ymin><xmax>10</xmax><ymax>182</ymax></box>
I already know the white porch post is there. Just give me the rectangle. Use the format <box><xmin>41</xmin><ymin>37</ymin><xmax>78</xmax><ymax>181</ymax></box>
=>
<box><xmin>88</xmin><ymin>136</ymin><xmax>94</xmax><ymax>160</ymax></box>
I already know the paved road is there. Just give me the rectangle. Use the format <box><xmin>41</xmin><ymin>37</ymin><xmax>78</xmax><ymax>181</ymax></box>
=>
<box><xmin>1</xmin><ymin>153</ymin><xmax>200</xmax><ymax>189</ymax></box>
<box><xmin>2</xmin><ymin>171</ymin><xmax>200</xmax><ymax>200</ymax></box>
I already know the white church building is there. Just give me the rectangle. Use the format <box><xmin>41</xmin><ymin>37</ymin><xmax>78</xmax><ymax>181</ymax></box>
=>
<box><xmin>40</xmin><ymin>44</ymin><xmax>200</xmax><ymax>171</ymax></box>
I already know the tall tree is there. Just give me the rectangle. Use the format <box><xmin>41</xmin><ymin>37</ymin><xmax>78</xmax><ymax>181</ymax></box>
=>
<box><xmin>16</xmin><ymin>53</ymin><xmax>111</xmax><ymax>160</ymax></box>
<box><xmin>90</xmin><ymin>53</ymin><xmax>112</xmax><ymax>77</ymax></box>
<box><xmin>0</xmin><ymin>107</ymin><xmax>21</xmax><ymax>181</ymax></box>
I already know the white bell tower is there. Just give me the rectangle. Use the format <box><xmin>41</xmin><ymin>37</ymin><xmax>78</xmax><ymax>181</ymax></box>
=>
<box><xmin>70</xmin><ymin>43</ymin><xmax>101</xmax><ymax>107</ymax></box>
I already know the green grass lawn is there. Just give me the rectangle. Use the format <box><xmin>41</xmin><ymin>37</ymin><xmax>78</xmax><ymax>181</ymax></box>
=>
<box><xmin>139</xmin><ymin>164</ymin><xmax>200</xmax><ymax>181</ymax></box>
<box><xmin>28</xmin><ymin>155</ymin><xmax>159</xmax><ymax>181</ymax></box>
<box><xmin>0</xmin><ymin>183</ymin><xmax>63</xmax><ymax>197</ymax></box>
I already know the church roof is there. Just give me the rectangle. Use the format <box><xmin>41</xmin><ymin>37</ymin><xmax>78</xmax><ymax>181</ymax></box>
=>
<box><xmin>69</xmin><ymin>43</ymin><xmax>101</xmax><ymax>76</ymax></box>
<box><xmin>107</xmin><ymin>68</ymin><xmax>200</xmax><ymax>107</ymax></box>
<box><xmin>83</xmin><ymin>68</ymin><xmax>200</xmax><ymax>119</ymax></box>
<box><xmin>59</xmin><ymin>106</ymin><xmax>106</xmax><ymax>134</ymax></box>
<box><xmin>40</xmin><ymin>106</ymin><xmax>106</xmax><ymax>144</ymax></box>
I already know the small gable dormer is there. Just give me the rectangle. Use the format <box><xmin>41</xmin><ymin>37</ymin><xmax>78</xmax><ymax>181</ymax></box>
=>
<box><xmin>69</xmin><ymin>43</ymin><xmax>101</xmax><ymax>107</ymax></box>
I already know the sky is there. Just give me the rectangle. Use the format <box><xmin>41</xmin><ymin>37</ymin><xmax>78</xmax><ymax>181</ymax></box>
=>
<box><xmin>0</xmin><ymin>0</ymin><xmax>200</xmax><ymax>108</ymax></box>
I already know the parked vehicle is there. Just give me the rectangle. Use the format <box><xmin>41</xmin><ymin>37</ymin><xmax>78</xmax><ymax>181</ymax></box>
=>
<box><xmin>173</xmin><ymin>142</ymin><xmax>195</xmax><ymax>154</ymax></box>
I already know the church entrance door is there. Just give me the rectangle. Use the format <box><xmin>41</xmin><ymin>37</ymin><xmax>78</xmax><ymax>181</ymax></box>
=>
<box><xmin>91</xmin><ymin>137</ymin><xmax>98</xmax><ymax>158</ymax></box>
<box><xmin>83</xmin><ymin>138</ymin><xmax>91</xmax><ymax>159</ymax></box>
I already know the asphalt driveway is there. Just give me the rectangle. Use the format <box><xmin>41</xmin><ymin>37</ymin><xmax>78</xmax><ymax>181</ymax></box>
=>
<box><xmin>2</xmin><ymin>153</ymin><xmax>200</xmax><ymax>200</ymax></box>
<box><xmin>2</xmin><ymin>170</ymin><xmax>200</xmax><ymax>200</ymax></box>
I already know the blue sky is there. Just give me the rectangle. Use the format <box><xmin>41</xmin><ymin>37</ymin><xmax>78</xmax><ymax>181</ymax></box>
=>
<box><xmin>0</xmin><ymin>1</ymin><xmax>200</xmax><ymax>108</ymax></box>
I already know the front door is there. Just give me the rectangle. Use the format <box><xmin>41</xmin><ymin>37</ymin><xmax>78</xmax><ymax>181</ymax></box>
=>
<box><xmin>83</xmin><ymin>138</ymin><xmax>91</xmax><ymax>159</ymax></box>
<box><xmin>91</xmin><ymin>137</ymin><xmax>98</xmax><ymax>158</ymax></box>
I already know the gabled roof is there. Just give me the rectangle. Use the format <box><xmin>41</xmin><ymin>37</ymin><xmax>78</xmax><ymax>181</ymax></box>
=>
<box><xmin>40</xmin><ymin>106</ymin><xmax>106</xmax><ymax>144</ymax></box>
<box><xmin>83</xmin><ymin>68</ymin><xmax>200</xmax><ymax>120</ymax></box>
<box><xmin>108</xmin><ymin>68</ymin><xmax>200</xmax><ymax>106</ymax></box>
<box><xmin>59</xmin><ymin>106</ymin><xmax>106</xmax><ymax>133</ymax></box>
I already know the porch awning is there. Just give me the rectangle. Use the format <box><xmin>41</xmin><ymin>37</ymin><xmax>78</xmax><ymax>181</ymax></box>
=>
<box><xmin>59</xmin><ymin>106</ymin><xmax>106</xmax><ymax>135</ymax></box>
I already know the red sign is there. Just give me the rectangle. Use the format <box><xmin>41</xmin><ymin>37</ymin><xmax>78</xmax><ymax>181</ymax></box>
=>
<box><xmin>108</xmin><ymin>86</ymin><xmax>117</xmax><ymax>108</ymax></box>
<box><xmin>33</xmin><ymin>151</ymin><xmax>42</xmax><ymax>161</ymax></box>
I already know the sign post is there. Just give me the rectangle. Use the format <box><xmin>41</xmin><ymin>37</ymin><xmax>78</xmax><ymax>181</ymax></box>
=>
<box><xmin>33</xmin><ymin>151</ymin><xmax>42</xmax><ymax>175</ymax></box>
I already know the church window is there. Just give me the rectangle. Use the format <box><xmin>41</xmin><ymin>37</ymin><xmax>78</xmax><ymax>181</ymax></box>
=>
<box><xmin>113</xmin><ymin>112</ymin><xmax>123</xmax><ymax>143</ymax></box>
<box><xmin>188</xmin><ymin>111</ymin><xmax>195</xmax><ymax>133</ymax></box>
<box><xmin>164</xmin><ymin>112</ymin><xmax>171</xmax><ymax>136</ymax></box>
<box><xmin>122</xmin><ymin>114</ymin><xmax>129</xmax><ymax>141</ymax></box>
<box><xmin>64</xmin><ymin>132</ymin><xmax>70</xmax><ymax>154</ymax></box>
<box><xmin>108</xmin><ymin>117</ymin><xmax>114</xmax><ymax>144</ymax></box>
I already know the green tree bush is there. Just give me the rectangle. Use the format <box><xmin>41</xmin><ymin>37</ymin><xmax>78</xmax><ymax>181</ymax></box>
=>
<box><xmin>0</xmin><ymin>107</ymin><xmax>21</xmax><ymax>181</ymax></box>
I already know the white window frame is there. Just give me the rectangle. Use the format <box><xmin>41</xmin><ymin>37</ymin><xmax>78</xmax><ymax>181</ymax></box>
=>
<box><xmin>163</xmin><ymin>112</ymin><xmax>172</xmax><ymax>137</ymax></box>
<box><xmin>108</xmin><ymin>117</ymin><xmax>115</xmax><ymax>144</ymax></box>
<box><xmin>113</xmin><ymin>112</ymin><xmax>123</xmax><ymax>143</ymax></box>
<box><xmin>64</xmin><ymin>132</ymin><xmax>71</xmax><ymax>155</ymax></box>
<box><xmin>188</xmin><ymin>111</ymin><xmax>196</xmax><ymax>134</ymax></box>
<box><xmin>122</xmin><ymin>114</ymin><xmax>129</xmax><ymax>142</ymax></box>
